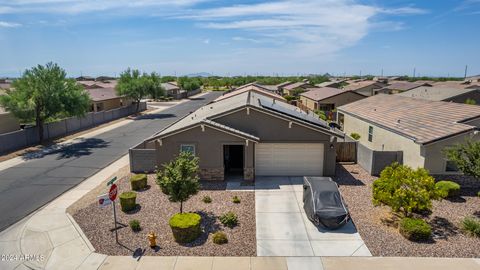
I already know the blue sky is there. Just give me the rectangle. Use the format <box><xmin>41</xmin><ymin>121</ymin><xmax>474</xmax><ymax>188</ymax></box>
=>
<box><xmin>0</xmin><ymin>0</ymin><xmax>479</xmax><ymax>77</ymax></box>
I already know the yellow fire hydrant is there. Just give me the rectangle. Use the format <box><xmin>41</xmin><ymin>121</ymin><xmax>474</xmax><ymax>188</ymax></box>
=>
<box><xmin>147</xmin><ymin>232</ymin><xmax>157</xmax><ymax>248</ymax></box>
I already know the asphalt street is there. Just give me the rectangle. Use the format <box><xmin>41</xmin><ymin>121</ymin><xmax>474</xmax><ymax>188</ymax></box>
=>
<box><xmin>0</xmin><ymin>92</ymin><xmax>222</xmax><ymax>232</ymax></box>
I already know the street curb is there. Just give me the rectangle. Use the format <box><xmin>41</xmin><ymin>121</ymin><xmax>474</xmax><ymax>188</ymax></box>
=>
<box><xmin>66</xmin><ymin>213</ymin><xmax>95</xmax><ymax>252</ymax></box>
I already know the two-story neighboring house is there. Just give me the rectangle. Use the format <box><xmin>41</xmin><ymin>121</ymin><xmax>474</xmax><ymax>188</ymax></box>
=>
<box><xmin>337</xmin><ymin>94</ymin><xmax>480</xmax><ymax>175</ymax></box>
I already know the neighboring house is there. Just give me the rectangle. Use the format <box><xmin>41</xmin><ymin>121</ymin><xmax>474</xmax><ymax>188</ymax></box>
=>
<box><xmin>215</xmin><ymin>83</ymin><xmax>286</xmax><ymax>102</ymax></box>
<box><xmin>0</xmin><ymin>107</ymin><xmax>20</xmax><ymax>134</ymax></box>
<box><xmin>76</xmin><ymin>76</ymin><xmax>95</xmax><ymax>81</ymax></box>
<box><xmin>376</xmin><ymin>81</ymin><xmax>431</xmax><ymax>94</ymax></box>
<box><xmin>77</xmin><ymin>80</ymin><xmax>118</xmax><ymax>89</ymax></box>
<box><xmin>315</xmin><ymin>80</ymin><xmax>347</xmax><ymax>88</ymax></box>
<box><xmin>337</xmin><ymin>94</ymin><xmax>480</xmax><ymax>174</ymax></box>
<box><xmin>281</xmin><ymin>82</ymin><xmax>314</xmax><ymax>96</ymax></box>
<box><xmin>0</xmin><ymin>82</ymin><xmax>11</xmax><ymax>90</ymax></box>
<box><xmin>161</xmin><ymin>82</ymin><xmax>185</xmax><ymax>98</ymax></box>
<box><xmin>397</xmin><ymin>87</ymin><xmax>480</xmax><ymax>104</ymax></box>
<box><xmin>466</xmin><ymin>75</ymin><xmax>480</xmax><ymax>82</ymax></box>
<box><xmin>96</xmin><ymin>76</ymin><xmax>116</xmax><ymax>81</ymax></box>
<box><xmin>299</xmin><ymin>87</ymin><xmax>366</xmax><ymax>112</ymax></box>
<box><xmin>134</xmin><ymin>90</ymin><xmax>343</xmax><ymax>180</ymax></box>
<box><xmin>86</xmin><ymin>88</ymin><xmax>132</xmax><ymax>112</ymax></box>
<box><xmin>276</xmin><ymin>81</ymin><xmax>293</xmax><ymax>90</ymax></box>
<box><xmin>342</xmin><ymin>81</ymin><xmax>386</xmax><ymax>96</ymax></box>
<box><xmin>432</xmin><ymin>81</ymin><xmax>474</xmax><ymax>89</ymax></box>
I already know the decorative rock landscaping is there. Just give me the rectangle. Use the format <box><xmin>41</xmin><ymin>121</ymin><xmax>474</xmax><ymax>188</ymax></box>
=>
<box><xmin>70</xmin><ymin>174</ymin><xmax>256</xmax><ymax>256</ymax></box>
<box><xmin>335</xmin><ymin>164</ymin><xmax>480</xmax><ymax>257</ymax></box>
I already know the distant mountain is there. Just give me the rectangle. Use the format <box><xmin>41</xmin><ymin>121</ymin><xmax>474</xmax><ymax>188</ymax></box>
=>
<box><xmin>186</xmin><ymin>72</ymin><xmax>213</xmax><ymax>78</ymax></box>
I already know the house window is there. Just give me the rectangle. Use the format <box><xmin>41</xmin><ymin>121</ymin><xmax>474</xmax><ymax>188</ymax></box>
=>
<box><xmin>368</xmin><ymin>126</ymin><xmax>373</xmax><ymax>142</ymax></box>
<box><xmin>445</xmin><ymin>160</ymin><xmax>459</xmax><ymax>172</ymax></box>
<box><xmin>180</xmin><ymin>144</ymin><xmax>195</xmax><ymax>155</ymax></box>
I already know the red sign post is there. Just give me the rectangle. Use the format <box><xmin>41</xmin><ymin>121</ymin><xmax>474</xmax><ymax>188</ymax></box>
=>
<box><xmin>108</xmin><ymin>182</ymin><xmax>120</xmax><ymax>244</ymax></box>
<box><xmin>109</xmin><ymin>184</ymin><xmax>118</xmax><ymax>201</ymax></box>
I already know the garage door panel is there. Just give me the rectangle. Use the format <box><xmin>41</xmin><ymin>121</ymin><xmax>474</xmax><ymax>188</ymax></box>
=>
<box><xmin>255</xmin><ymin>143</ymin><xmax>324</xmax><ymax>176</ymax></box>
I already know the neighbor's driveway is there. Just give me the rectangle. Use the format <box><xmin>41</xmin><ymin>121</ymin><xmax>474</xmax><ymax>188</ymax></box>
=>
<box><xmin>255</xmin><ymin>176</ymin><xmax>371</xmax><ymax>256</ymax></box>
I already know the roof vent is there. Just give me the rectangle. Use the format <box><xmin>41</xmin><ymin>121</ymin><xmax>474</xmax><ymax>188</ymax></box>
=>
<box><xmin>397</xmin><ymin>119</ymin><xmax>401</xmax><ymax>123</ymax></box>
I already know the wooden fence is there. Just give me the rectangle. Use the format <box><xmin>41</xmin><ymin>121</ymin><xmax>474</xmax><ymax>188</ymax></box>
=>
<box><xmin>336</xmin><ymin>142</ymin><xmax>357</xmax><ymax>162</ymax></box>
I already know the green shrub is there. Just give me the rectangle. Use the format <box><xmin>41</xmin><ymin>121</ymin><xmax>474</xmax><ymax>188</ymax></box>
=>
<box><xmin>232</xmin><ymin>196</ymin><xmax>241</xmax><ymax>204</ymax></box>
<box><xmin>129</xmin><ymin>219</ymin><xmax>141</xmax><ymax>232</ymax></box>
<box><xmin>350</xmin><ymin>133</ymin><xmax>361</xmax><ymax>140</ymax></box>
<box><xmin>219</xmin><ymin>211</ymin><xmax>238</xmax><ymax>228</ymax></box>
<box><xmin>399</xmin><ymin>217</ymin><xmax>432</xmax><ymax>241</ymax></box>
<box><xmin>119</xmin><ymin>191</ymin><xmax>137</xmax><ymax>212</ymax></box>
<box><xmin>130</xmin><ymin>174</ymin><xmax>148</xmax><ymax>191</ymax></box>
<box><xmin>461</xmin><ymin>217</ymin><xmax>480</xmax><ymax>237</ymax></box>
<box><xmin>477</xmin><ymin>191</ymin><xmax>480</xmax><ymax>198</ymax></box>
<box><xmin>373</xmin><ymin>163</ymin><xmax>438</xmax><ymax>216</ymax></box>
<box><xmin>202</xmin><ymin>195</ymin><xmax>212</xmax><ymax>203</ymax></box>
<box><xmin>212</xmin><ymin>231</ymin><xmax>228</xmax><ymax>244</ymax></box>
<box><xmin>169</xmin><ymin>213</ymin><xmax>202</xmax><ymax>243</ymax></box>
<box><xmin>435</xmin><ymin>181</ymin><xmax>460</xmax><ymax>198</ymax></box>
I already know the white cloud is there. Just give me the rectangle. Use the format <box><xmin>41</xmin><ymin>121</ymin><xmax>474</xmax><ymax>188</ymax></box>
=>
<box><xmin>0</xmin><ymin>21</ymin><xmax>21</xmax><ymax>27</ymax></box>
<box><xmin>0</xmin><ymin>0</ymin><xmax>207</xmax><ymax>14</ymax></box>
<box><xmin>203</xmin><ymin>38</ymin><xmax>210</xmax><ymax>44</ymax></box>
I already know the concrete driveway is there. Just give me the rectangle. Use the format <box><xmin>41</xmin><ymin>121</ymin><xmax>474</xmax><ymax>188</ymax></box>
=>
<box><xmin>255</xmin><ymin>176</ymin><xmax>371</xmax><ymax>257</ymax></box>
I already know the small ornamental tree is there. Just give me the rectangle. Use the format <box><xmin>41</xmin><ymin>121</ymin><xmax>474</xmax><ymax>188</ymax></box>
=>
<box><xmin>444</xmin><ymin>140</ymin><xmax>480</xmax><ymax>179</ymax></box>
<box><xmin>372</xmin><ymin>162</ymin><xmax>439</xmax><ymax>217</ymax></box>
<box><xmin>156</xmin><ymin>152</ymin><xmax>200</xmax><ymax>213</ymax></box>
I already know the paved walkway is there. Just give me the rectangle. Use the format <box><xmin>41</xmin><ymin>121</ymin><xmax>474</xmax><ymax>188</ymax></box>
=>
<box><xmin>255</xmin><ymin>176</ymin><xmax>370</xmax><ymax>256</ymax></box>
<box><xmin>0</xmin><ymin>92</ymin><xmax>221</xmax><ymax>232</ymax></box>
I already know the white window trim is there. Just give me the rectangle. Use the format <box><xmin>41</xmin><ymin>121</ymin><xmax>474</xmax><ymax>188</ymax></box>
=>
<box><xmin>368</xmin><ymin>126</ymin><xmax>374</xmax><ymax>142</ymax></box>
<box><xmin>180</xmin><ymin>144</ymin><xmax>196</xmax><ymax>155</ymax></box>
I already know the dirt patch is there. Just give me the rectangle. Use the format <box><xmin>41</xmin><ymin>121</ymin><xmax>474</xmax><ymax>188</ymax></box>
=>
<box><xmin>70</xmin><ymin>174</ymin><xmax>256</xmax><ymax>256</ymax></box>
<box><xmin>335</xmin><ymin>164</ymin><xmax>480</xmax><ymax>257</ymax></box>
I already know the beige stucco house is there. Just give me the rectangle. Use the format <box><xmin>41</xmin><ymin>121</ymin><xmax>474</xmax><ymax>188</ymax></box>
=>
<box><xmin>85</xmin><ymin>88</ymin><xmax>132</xmax><ymax>112</ymax></box>
<box><xmin>299</xmin><ymin>87</ymin><xmax>366</xmax><ymax>112</ymax></box>
<box><xmin>337</xmin><ymin>94</ymin><xmax>480</xmax><ymax>174</ymax></box>
<box><xmin>342</xmin><ymin>81</ymin><xmax>385</xmax><ymax>96</ymax></box>
<box><xmin>133</xmin><ymin>90</ymin><xmax>344</xmax><ymax>180</ymax></box>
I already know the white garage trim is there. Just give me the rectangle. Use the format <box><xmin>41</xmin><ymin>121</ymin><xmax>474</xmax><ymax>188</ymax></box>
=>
<box><xmin>255</xmin><ymin>143</ymin><xmax>324</xmax><ymax>176</ymax></box>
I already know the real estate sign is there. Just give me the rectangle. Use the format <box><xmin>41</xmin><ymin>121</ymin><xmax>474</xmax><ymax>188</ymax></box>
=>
<box><xmin>97</xmin><ymin>194</ymin><xmax>112</xmax><ymax>207</ymax></box>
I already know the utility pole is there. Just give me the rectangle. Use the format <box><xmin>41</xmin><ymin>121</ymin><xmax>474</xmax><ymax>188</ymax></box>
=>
<box><xmin>381</xmin><ymin>68</ymin><xmax>384</xmax><ymax>77</ymax></box>
<box><xmin>413</xmin><ymin>67</ymin><xmax>416</xmax><ymax>78</ymax></box>
<box><xmin>464</xmin><ymin>65</ymin><xmax>468</xmax><ymax>79</ymax></box>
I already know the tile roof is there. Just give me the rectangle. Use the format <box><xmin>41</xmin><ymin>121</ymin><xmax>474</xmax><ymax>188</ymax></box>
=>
<box><xmin>338</xmin><ymin>94</ymin><xmax>480</xmax><ymax>144</ymax></box>
<box><xmin>85</xmin><ymin>88</ymin><xmax>120</xmax><ymax>102</ymax></box>
<box><xmin>343</xmin><ymin>81</ymin><xmax>384</xmax><ymax>91</ymax></box>
<box><xmin>0</xmin><ymin>83</ymin><xmax>11</xmax><ymax>89</ymax></box>
<box><xmin>276</xmin><ymin>81</ymin><xmax>293</xmax><ymax>88</ymax></box>
<box><xmin>78</xmin><ymin>80</ymin><xmax>118</xmax><ymax>89</ymax></box>
<box><xmin>161</xmin><ymin>82</ymin><xmax>180</xmax><ymax>91</ymax></box>
<box><xmin>215</xmin><ymin>84</ymin><xmax>285</xmax><ymax>102</ymax></box>
<box><xmin>397</xmin><ymin>87</ymin><xmax>479</xmax><ymax>101</ymax></box>
<box><xmin>300</xmin><ymin>87</ymin><xmax>351</xmax><ymax>101</ymax></box>
<box><xmin>282</xmin><ymin>82</ymin><xmax>311</xmax><ymax>90</ymax></box>
<box><xmin>148</xmin><ymin>90</ymin><xmax>341</xmax><ymax>142</ymax></box>
<box><xmin>385</xmin><ymin>81</ymin><xmax>425</xmax><ymax>91</ymax></box>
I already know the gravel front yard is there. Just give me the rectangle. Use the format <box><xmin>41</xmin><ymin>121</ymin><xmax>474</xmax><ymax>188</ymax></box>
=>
<box><xmin>335</xmin><ymin>164</ymin><xmax>480</xmax><ymax>257</ymax></box>
<box><xmin>70</xmin><ymin>174</ymin><xmax>256</xmax><ymax>256</ymax></box>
